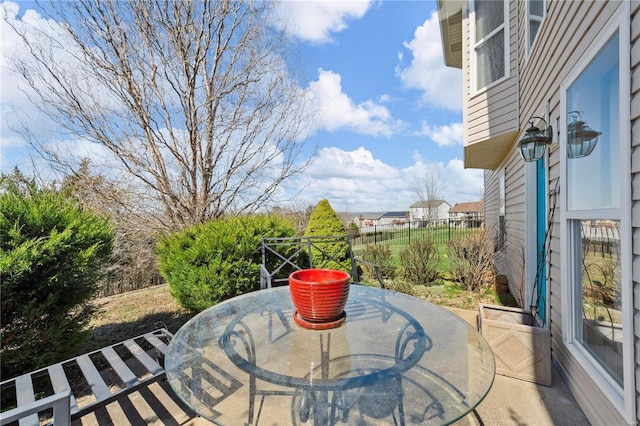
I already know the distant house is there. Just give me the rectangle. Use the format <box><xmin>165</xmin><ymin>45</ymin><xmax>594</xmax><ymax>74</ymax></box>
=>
<box><xmin>449</xmin><ymin>201</ymin><xmax>484</xmax><ymax>219</ymax></box>
<box><xmin>378</xmin><ymin>211</ymin><xmax>409</xmax><ymax>226</ymax></box>
<box><xmin>449</xmin><ymin>201</ymin><xmax>484</xmax><ymax>228</ymax></box>
<box><xmin>409</xmin><ymin>200</ymin><xmax>451</xmax><ymax>222</ymax></box>
<box><xmin>353</xmin><ymin>213</ymin><xmax>384</xmax><ymax>228</ymax></box>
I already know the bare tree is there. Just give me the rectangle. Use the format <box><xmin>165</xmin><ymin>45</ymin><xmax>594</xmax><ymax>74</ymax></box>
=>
<box><xmin>7</xmin><ymin>0</ymin><xmax>310</xmax><ymax>230</ymax></box>
<box><xmin>269</xmin><ymin>202</ymin><xmax>314</xmax><ymax>234</ymax></box>
<box><xmin>60</xmin><ymin>161</ymin><xmax>164</xmax><ymax>296</ymax></box>
<box><xmin>414</xmin><ymin>171</ymin><xmax>444</xmax><ymax>222</ymax></box>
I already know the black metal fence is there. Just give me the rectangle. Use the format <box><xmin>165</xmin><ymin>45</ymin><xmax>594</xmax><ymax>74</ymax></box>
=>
<box><xmin>349</xmin><ymin>216</ymin><xmax>484</xmax><ymax>248</ymax></box>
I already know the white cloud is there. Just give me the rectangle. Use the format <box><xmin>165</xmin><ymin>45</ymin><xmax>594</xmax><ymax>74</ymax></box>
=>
<box><xmin>275</xmin><ymin>1</ymin><xmax>371</xmax><ymax>43</ymax></box>
<box><xmin>396</xmin><ymin>11</ymin><xmax>462</xmax><ymax>111</ymax></box>
<box><xmin>306</xmin><ymin>146</ymin><xmax>398</xmax><ymax>179</ymax></box>
<box><xmin>1</xmin><ymin>0</ymin><xmax>65</xmax><ymax>178</ymax></box>
<box><xmin>307</xmin><ymin>69</ymin><xmax>404</xmax><ymax>137</ymax></box>
<box><xmin>282</xmin><ymin>147</ymin><xmax>483</xmax><ymax>212</ymax></box>
<box><xmin>416</xmin><ymin>122</ymin><xmax>463</xmax><ymax>147</ymax></box>
<box><xmin>1</xmin><ymin>2</ymin><xmax>96</xmax><ymax>167</ymax></box>
<box><xmin>442</xmin><ymin>159</ymin><xmax>484</xmax><ymax>202</ymax></box>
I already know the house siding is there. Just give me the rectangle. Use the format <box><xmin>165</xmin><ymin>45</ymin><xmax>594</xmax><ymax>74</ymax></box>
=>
<box><xmin>441</xmin><ymin>0</ymin><xmax>635</xmax><ymax>420</ymax></box>
<box><xmin>483</xmin><ymin>170</ymin><xmax>499</xmax><ymax>226</ymax></box>
<box><xmin>463</xmin><ymin>0</ymin><xmax>519</xmax><ymax>165</ymax></box>
<box><xmin>481</xmin><ymin>0</ymin><xmax>630</xmax><ymax>424</ymax></box>
<box><xmin>631</xmin><ymin>0</ymin><xmax>640</xmax><ymax>421</ymax></box>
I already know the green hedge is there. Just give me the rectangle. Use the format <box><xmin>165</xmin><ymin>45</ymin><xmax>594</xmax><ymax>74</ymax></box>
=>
<box><xmin>157</xmin><ymin>215</ymin><xmax>295</xmax><ymax>312</ymax></box>
<box><xmin>304</xmin><ymin>199</ymin><xmax>351</xmax><ymax>272</ymax></box>
<box><xmin>0</xmin><ymin>179</ymin><xmax>113</xmax><ymax>379</ymax></box>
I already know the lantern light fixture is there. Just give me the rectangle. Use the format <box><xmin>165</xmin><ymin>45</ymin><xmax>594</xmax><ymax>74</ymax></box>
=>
<box><xmin>567</xmin><ymin>111</ymin><xmax>601</xmax><ymax>159</ymax></box>
<box><xmin>518</xmin><ymin>117</ymin><xmax>553</xmax><ymax>162</ymax></box>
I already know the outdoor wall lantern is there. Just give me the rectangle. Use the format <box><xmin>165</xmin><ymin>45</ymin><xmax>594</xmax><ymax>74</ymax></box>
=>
<box><xmin>518</xmin><ymin>117</ymin><xmax>553</xmax><ymax>162</ymax></box>
<box><xmin>567</xmin><ymin>111</ymin><xmax>601</xmax><ymax>159</ymax></box>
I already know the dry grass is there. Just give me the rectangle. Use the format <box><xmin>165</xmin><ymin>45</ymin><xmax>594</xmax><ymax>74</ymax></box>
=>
<box><xmin>84</xmin><ymin>285</ymin><xmax>195</xmax><ymax>352</ymax></box>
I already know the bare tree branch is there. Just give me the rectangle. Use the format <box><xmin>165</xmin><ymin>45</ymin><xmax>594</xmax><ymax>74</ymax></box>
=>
<box><xmin>414</xmin><ymin>171</ymin><xmax>444</xmax><ymax>222</ymax></box>
<box><xmin>6</xmin><ymin>0</ymin><xmax>310</xmax><ymax>230</ymax></box>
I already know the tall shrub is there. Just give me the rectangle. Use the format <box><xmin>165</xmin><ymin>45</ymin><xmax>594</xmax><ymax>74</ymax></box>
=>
<box><xmin>157</xmin><ymin>215</ymin><xmax>295</xmax><ymax>312</ymax></box>
<box><xmin>0</xmin><ymin>176</ymin><xmax>113</xmax><ymax>379</ymax></box>
<box><xmin>399</xmin><ymin>240</ymin><xmax>440</xmax><ymax>286</ymax></box>
<box><xmin>361</xmin><ymin>244</ymin><xmax>396</xmax><ymax>280</ymax></box>
<box><xmin>304</xmin><ymin>199</ymin><xmax>351</xmax><ymax>272</ymax></box>
<box><xmin>448</xmin><ymin>229</ymin><xmax>495</xmax><ymax>291</ymax></box>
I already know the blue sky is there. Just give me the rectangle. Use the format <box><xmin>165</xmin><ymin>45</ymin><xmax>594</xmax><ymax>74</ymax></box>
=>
<box><xmin>0</xmin><ymin>1</ymin><xmax>483</xmax><ymax>213</ymax></box>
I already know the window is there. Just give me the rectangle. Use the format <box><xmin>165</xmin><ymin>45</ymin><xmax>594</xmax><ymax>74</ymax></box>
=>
<box><xmin>562</xmin><ymin>16</ymin><xmax>631</xmax><ymax>418</ymax></box>
<box><xmin>567</xmin><ymin>32</ymin><xmax>622</xmax><ymax>383</ymax></box>
<box><xmin>527</xmin><ymin>0</ymin><xmax>545</xmax><ymax>51</ymax></box>
<box><xmin>472</xmin><ymin>0</ymin><xmax>508</xmax><ymax>91</ymax></box>
<box><xmin>566</xmin><ymin>35</ymin><xmax>620</xmax><ymax>212</ymax></box>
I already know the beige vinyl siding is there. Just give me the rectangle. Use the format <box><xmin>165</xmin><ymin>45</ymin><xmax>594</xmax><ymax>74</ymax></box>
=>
<box><xmin>483</xmin><ymin>148</ymin><xmax>526</xmax><ymax>298</ymax></box>
<box><xmin>517</xmin><ymin>1</ymin><xmax>628</xmax><ymax>424</ymax></box>
<box><xmin>481</xmin><ymin>1</ymin><xmax>629</xmax><ymax>423</ymax></box>
<box><xmin>483</xmin><ymin>170</ymin><xmax>499</xmax><ymax>225</ymax></box>
<box><xmin>519</xmin><ymin>1</ymin><xmax>617</xmax><ymax>126</ymax></box>
<box><xmin>631</xmin><ymin>0</ymin><xmax>640</xmax><ymax>420</ymax></box>
<box><xmin>463</xmin><ymin>0</ymin><xmax>519</xmax><ymax>166</ymax></box>
<box><xmin>500</xmin><ymin>151</ymin><xmax>526</xmax><ymax>299</ymax></box>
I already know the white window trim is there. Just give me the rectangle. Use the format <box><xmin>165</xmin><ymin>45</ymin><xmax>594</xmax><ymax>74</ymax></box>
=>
<box><xmin>559</xmin><ymin>7</ymin><xmax>633</xmax><ymax>422</ymax></box>
<box><xmin>525</xmin><ymin>0</ymin><xmax>547</xmax><ymax>57</ymax></box>
<box><xmin>470</xmin><ymin>0</ymin><xmax>510</xmax><ymax>95</ymax></box>
<box><xmin>497</xmin><ymin>169</ymin><xmax>506</xmax><ymax>254</ymax></box>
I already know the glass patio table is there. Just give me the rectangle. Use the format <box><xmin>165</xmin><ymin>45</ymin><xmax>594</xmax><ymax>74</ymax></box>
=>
<box><xmin>165</xmin><ymin>285</ymin><xmax>495</xmax><ymax>425</ymax></box>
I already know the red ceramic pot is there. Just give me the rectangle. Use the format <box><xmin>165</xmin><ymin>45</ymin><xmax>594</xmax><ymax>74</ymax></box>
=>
<box><xmin>289</xmin><ymin>268</ymin><xmax>350</xmax><ymax>323</ymax></box>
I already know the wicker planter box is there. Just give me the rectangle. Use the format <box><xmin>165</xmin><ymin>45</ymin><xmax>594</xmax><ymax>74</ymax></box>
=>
<box><xmin>478</xmin><ymin>303</ymin><xmax>551</xmax><ymax>386</ymax></box>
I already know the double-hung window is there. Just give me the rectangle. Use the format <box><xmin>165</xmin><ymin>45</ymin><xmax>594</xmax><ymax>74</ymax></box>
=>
<box><xmin>561</xmin><ymin>12</ymin><xmax>632</xmax><ymax>420</ymax></box>
<box><xmin>472</xmin><ymin>0</ymin><xmax>508</xmax><ymax>91</ymax></box>
<box><xmin>527</xmin><ymin>0</ymin><xmax>545</xmax><ymax>52</ymax></box>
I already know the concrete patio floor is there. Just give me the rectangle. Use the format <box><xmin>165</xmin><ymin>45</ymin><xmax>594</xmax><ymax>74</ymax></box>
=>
<box><xmin>448</xmin><ymin>307</ymin><xmax>589</xmax><ymax>426</ymax></box>
<box><xmin>464</xmin><ymin>369</ymin><xmax>590</xmax><ymax>426</ymax></box>
<box><xmin>74</xmin><ymin>307</ymin><xmax>590</xmax><ymax>425</ymax></box>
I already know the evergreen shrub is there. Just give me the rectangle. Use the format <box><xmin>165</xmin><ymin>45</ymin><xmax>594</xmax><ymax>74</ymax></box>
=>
<box><xmin>157</xmin><ymin>215</ymin><xmax>295</xmax><ymax>312</ymax></box>
<box><xmin>0</xmin><ymin>176</ymin><xmax>113</xmax><ymax>379</ymax></box>
<box><xmin>399</xmin><ymin>240</ymin><xmax>440</xmax><ymax>286</ymax></box>
<box><xmin>304</xmin><ymin>199</ymin><xmax>351</xmax><ymax>272</ymax></box>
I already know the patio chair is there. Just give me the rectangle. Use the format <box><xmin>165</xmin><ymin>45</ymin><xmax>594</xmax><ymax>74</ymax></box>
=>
<box><xmin>259</xmin><ymin>235</ymin><xmax>385</xmax><ymax>290</ymax></box>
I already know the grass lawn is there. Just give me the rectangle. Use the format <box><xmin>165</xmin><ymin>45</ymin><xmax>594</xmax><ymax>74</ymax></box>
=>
<box><xmin>84</xmin><ymin>226</ymin><xmax>517</xmax><ymax>354</ymax></box>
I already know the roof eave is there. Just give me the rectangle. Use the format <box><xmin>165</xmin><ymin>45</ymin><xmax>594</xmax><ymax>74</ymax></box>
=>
<box><xmin>436</xmin><ymin>0</ymin><xmax>463</xmax><ymax>69</ymax></box>
<box><xmin>463</xmin><ymin>130</ymin><xmax>519</xmax><ymax>170</ymax></box>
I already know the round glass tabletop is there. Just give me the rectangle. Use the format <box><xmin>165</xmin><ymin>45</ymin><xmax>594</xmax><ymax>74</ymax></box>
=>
<box><xmin>165</xmin><ymin>285</ymin><xmax>495</xmax><ymax>425</ymax></box>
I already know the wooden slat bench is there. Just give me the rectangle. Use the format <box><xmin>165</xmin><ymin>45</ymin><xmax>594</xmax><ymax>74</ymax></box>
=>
<box><xmin>0</xmin><ymin>328</ymin><xmax>174</xmax><ymax>426</ymax></box>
